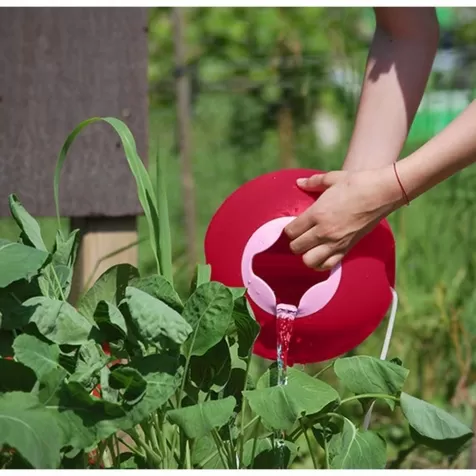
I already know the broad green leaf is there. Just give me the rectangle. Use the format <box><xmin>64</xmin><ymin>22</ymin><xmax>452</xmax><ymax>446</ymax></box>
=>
<box><xmin>0</xmin><ymin>392</ymin><xmax>63</xmax><ymax>469</ymax></box>
<box><xmin>0</xmin><ymin>358</ymin><xmax>36</xmax><ymax>392</ymax></box>
<box><xmin>94</xmin><ymin>300</ymin><xmax>128</xmax><ymax>336</ymax></box>
<box><xmin>190</xmin><ymin>338</ymin><xmax>231</xmax><ymax>392</ymax></box>
<box><xmin>232</xmin><ymin>296</ymin><xmax>260</xmax><ymax>360</ymax></box>
<box><xmin>190</xmin><ymin>264</ymin><xmax>212</xmax><ymax>292</ymax></box>
<box><xmin>39</xmin><ymin>229</ymin><xmax>81</xmax><ymax>299</ymax></box>
<box><xmin>8</xmin><ymin>194</ymin><xmax>47</xmax><ymax>251</ymax></box>
<box><xmin>0</xmin><ymin>279</ymin><xmax>43</xmax><ymax>330</ymax></box>
<box><xmin>327</xmin><ymin>417</ymin><xmax>387</xmax><ymax>469</ymax></box>
<box><xmin>192</xmin><ymin>434</ymin><xmax>224</xmax><ymax>469</ymax></box>
<box><xmin>400</xmin><ymin>392</ymin><xmax>473</xmax><ymax>454</ymax></box>
<box><xmin>0</xmin><ymin>331</ymin><xmax>14</xmax><ymax>357</ymax></box>
<box><xmin>77</xmin><ymin>264</ymin><xmax>140</xmax><ymax>320</ymax></box>
<box><xmin>23</xmin><ymin>297</ymin><xmax>95</xmax><ymax>345</ymax></box>
<box><xmin>116</xmin><ymin>353</ymin><xmax>183</xmax><ymax>429</ymax></box>
<box><xmin>224</xmin><ymin>367</ymin><xmax>249</xmax><ymax>411</ymax></box>
<box><xmin>230</xmin><ymin>287</ymin><xmax>246</xmax><ymax>300</ymax></box>
<box><xmin>244</xmin><ymin>368</ymin><xmax>340</xmax><ymax>431</ymax></box>
<box><xmin>118</xmin><ymin>452</ymin><xmax>148</xmax><ymax>469</ymax></box>
<box><xmin>0</xmin><ymin>239</ymin><xmax>49</xmax><ymax>288</ymax></box>
<box><xmin>13</xmin><ymin>334</ymin><xmax>61</xmax><ymax>381</ymax></box>
<box><xmin>109</xmin><ymin>365</ymin><xmax>147</xmax><ymax>404</ymax></box>
<box><xmin>167</xmin><ymin>396</ymin><xmax>236</xmax><ymax>439</ymax></box>
<box><xmin>125</xmin><ymin>286</ymin><xmax>192</xmax><ymax>347</ymax></box>
<box><xmin>242</xmin><ymin>437</ymin><xmax>298</xmax><ymax>469</ymax></box>
<box><xmin>334</xmin><ymin>356</ymin><xmax>409</xmax><ymax>409</ymax></box>
<box><xmin>69</xmin><ymin>340</ymin><xmax>108</xmax><ymax>387</ymax></box>
<box><xmin>130</xmin><ymin>274</ymin><xmax>183</xmax><ymax>313</ymax></box>
<box><xmin>183</xmin><ymin>282</ymin><xmax>234</xmax><ymax>357</ymax></box>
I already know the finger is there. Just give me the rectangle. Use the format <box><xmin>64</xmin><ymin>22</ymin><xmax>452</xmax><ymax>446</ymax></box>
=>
<box><xmin>319</xmin><ymin>252</ymin><xmax>345</xmax><ymax>270</ymax></box>
<box><xmin>302</xmin><ymin>244</ymin><xmax>333</xmax><ymax>270</ymax></box>
<box><xmin>289</xmin><ymin>225</ymin><xmax>323</xmax><ymax>255</ymax></box>
<box><xmin>296</xmin><ymin>171</ymin><xmax>343</xmax><ymax>192</ymax></box>
<box><xmin>284</xmin><ymin>209</ymin><xmax>315</xmax><ymax>241</ymax></box>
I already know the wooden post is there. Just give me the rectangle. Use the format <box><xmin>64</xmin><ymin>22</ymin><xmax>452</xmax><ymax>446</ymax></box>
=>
<box><xmin>172</xmin><ymin>7</ymin><xmax>198</xmax><ymax>277</ymax></box>
<box><xmin>0</xmin><ymin>8</ymin><xmax>148</xmax><ymax>301</ymax></box>
<box><xmin>70</xmin><ymin>217</ymin><xmax>139</xmax><ymax>302</ymax></box>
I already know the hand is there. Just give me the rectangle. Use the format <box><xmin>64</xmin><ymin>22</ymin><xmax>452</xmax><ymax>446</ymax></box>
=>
<box><xmin>284</xmin><ymin>166</ymin><xmax>404</xmax><ymax>270</ymax></box>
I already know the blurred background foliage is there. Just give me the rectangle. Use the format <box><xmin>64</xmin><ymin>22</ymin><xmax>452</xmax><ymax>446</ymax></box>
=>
<box><xmin>2</xmin><ymin>6</ymin><xmax>476</xmax><ymax>468</ymax></box>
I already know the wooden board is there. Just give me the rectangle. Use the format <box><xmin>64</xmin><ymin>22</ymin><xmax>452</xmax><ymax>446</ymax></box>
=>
<box><xmin>0</xmin><ymin>7</ymin><xmax>148</xmax><ymax>218</ymax></box>
<box><xmin>69</xmin><ymin>217</ymin><xmax>138</xmax><ymax>303</ymax></box>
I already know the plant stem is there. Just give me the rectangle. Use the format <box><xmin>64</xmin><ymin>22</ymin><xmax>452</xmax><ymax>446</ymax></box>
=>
<box><xmin>127</xmin><ymin>427</ymin><xmax>162</xmax><ymax>468</ymax></box>
<box><xmin>323</xmin><ymin>437</ymin><xmax>330</xmax><ymax>469</ymax></box>
<box><xmin>185</xmin><ymin>440</ymin><xmax>192</xmax><ymax>469</ymax></box>
<box><xmin>289</xmin><ymin>412</ymin><xmax>347</xmax><ymax>442</ymax></box>
<box><xmin>107</xmin><ymin>437</ymin><xmax>118</xmax><ymax>468</ymax></box>
<box><xmin>239</xmin><ymin>356</ymin><xmax>252</xmax><ymax>467</ymax></box>
<box><xmin>211</xmin><ymin>429</ymin><xmax>229</xmax><ymax>469</ymax></box>
<box><xmin>313</xmin><ymin>361</ymin><xmax>334</xmax><ymax>379</ymax></box>
<box><xmin>155</xmin><ymin>412</ymin><xmax>168</xmax><ymax>467</ymax></box>
<box><xmin>340</xmin><ymin>393</ymin><xmax>399</xmax><ymax>406</ymax></box>
<box><xmin>300</xmin><ymin>421</ymin><xmax>318</xmax><ymax>469</ymax></box>
<box><xmin>249</xmin><ymin>416</ymin><xmax>261</xmax><ymax>469</ymax></box>
<box><xmin>117</xmin><ymin>437</ymin><xmax>144</xmax><ymax>458</ymax></box>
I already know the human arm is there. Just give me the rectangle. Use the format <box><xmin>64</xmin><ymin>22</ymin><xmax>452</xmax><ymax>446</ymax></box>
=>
<box><xmin>284</xmin><ymin>100</ymin><xmax>476</xmax><ymax>269</ymax></box>
<box><xmin>342</xmin><ymin>7</ymin><xmax>439</xmax><ymax>171</ymax></box>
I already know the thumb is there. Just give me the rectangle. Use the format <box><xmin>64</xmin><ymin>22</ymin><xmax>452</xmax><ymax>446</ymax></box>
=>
<box><xmin>296</xmin><ymin>171</ymin><xmax>344</xmax><ymax>191</ymax></box>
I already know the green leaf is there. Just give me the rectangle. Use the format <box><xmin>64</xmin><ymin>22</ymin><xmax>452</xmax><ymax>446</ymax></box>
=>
<box><xmin>13</xmin><ymin>334</ymin><xmax>61</xmax><ymax>381</ymax></box>
<box><xmin>155</xmin><ymin>147</ymin><xmax>173</xmax><ymax>283</ymax></box>
<box><xmin>69</xmin><ymin>340</ymin><xmax>108</xmax><ymax>387</ymax></box>
<box><xmin>334</xmin><ymin>356</ymin><xmax>409</xmax><ymax>409</ymax></box>
<box><xmin>130</xmin><ymin>274</ymin><xmax>183</xmax><ymax>313</ymax></box>
<box><xmin>190</xmin><ymin>338</ymin><xmax>231</xmax><ymax>392</ymax></box>
<box><xmin>0</xmin><ymin>331</ymin><xmax>14</xmax><ymax>357</ymax></box>
<box><xmin>192</xmin><ymin>433</ymin><xmax>224</xmax><ymax>469</ymax></box>
<box><xmin>23</xmin><ymin>296</ymin><xmax>95</xmax><ymax>345</ymax></box>
<box><xmin>53</xmin><ymin>117</ymin><xmax>163</xmax><ymax>276</ymax></box>
<box><xmin>0</xmin><ymin>279</ymin><xmax>43</xmax><ymax>330</ymax></box>
<box><xmin>0</xmin><ymin>392</ymin><xmax>63</xmax><ymax>468</ymax></box>
<box><xmin>167</xmin><ymin>396</ymin><xmax>236</xmax><ymax>439</ymax></box>
<box><xmin>0</xmin><ymin>358</ymin><xmax>37</xmax><ymax>392</ymax></box>
<box><xmin>244</xmin><ymin>368</ymin><xmax>340</xmax><ymax>431</ymax></box>
<box><xmin>230</xmin><ymin>287</ymin><xmax>246</xmax><ymax>300</ymax></box>
<box><xmin>183</xmin><ymin>282</ymin><xmax>234</xmax><ymax>357</ymax></box>
<box><xmin>8</xmin><ymin>194</ymin><xmax>47</xmax><ymax>251</ymax></box>
<box><xmin>400</xmin><ymin>392</ymin><xmax>473</xmax><ymax>454</ymax></box>
<box><xmin>109</xmin><ymin>365</ymin><xmax>147</xmax><ymax>404</ymax></box>
<box><xmin>39</xmin><ymin>229</ymin><xmax>81</xmax><ymax>299</ymax></box>
<box><xmin>94</xmin><ymin>300</ymin><xmax>128</xmax><ymax>336</ymax></box>
<box><xmin>242</xmin><ymin>437</ymin><xmax>298</xmax><ymax>469</ymax></box>
<box><xmin>0</xmin><ymin>239</ymin><xmax>49</xmax><ymax>288</ymax></box>
<box><xmin>223</xmin><ymin>367</ymin><xmax>248</xmax><ymax>411</ymax></box>
<box><xmin>232</xmin><ymin>296</ymin><xmax>260</xmax><ymax>360</ymax></box>
<box><xmin>327</xmin><ymin>417</ymin><xmax>387</xmax><ymax>469</ymax></box>
<box><xmin>125</xmin><ymin>286</ymin><xmax>192</xmax><ymax>347</ymax></box>
<box><xmin>116</xmin><ymin>353</ymin><xmax>183</xmax><ymax>429</ymax></box>
<box><xmin>77</xmin><ymin>264</ymin><xmax>140</xmax><ymax>320</ymax></box>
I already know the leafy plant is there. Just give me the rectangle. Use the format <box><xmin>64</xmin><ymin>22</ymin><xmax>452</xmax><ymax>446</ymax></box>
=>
<box><xmin>0</xmin><ymin>118</ymin><xmax>472</xmax><ymax>469</ymax></box>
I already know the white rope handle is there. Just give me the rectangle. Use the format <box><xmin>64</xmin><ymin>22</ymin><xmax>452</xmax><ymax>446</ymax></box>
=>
<box><xmin>362</xmin><ymin>287</ymin><xmax>398</xmax><ymax>430</ymax></box>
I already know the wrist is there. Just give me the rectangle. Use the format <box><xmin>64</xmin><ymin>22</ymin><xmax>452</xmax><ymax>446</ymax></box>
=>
<box><xmin>378</xmin><ymin>163</ymin><xmax>410</xmax><ymax>211</ymax></box>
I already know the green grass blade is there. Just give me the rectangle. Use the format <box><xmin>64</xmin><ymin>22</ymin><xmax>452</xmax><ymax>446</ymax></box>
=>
<box><xmin>156</xmin><ymin>148</ymin><xmax>173</xmax><ymax>284</ymax></box>
<box><xmin>53</xmin><ymin>117</ymin><xmax>162</xmax><ymax>275</ymax></box>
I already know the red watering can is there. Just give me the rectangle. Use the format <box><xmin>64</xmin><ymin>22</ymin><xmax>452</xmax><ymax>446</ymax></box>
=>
<box><xmin>204</xmin><ymin>168</ymin><xmax>397</xmax><ymax>366</ymax></box>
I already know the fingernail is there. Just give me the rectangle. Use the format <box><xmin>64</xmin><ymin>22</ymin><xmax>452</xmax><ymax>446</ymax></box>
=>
<box><xmin>297</xmin><ymin>178</ymin><xmax>307</xmax><ymax>186</ymax></box>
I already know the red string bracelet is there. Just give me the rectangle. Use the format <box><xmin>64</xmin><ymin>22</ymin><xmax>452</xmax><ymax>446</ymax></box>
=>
<box><xmin>393</xmin><ymin>162</ymin><xmax>410</xmax><ymax>206</ymax></box>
